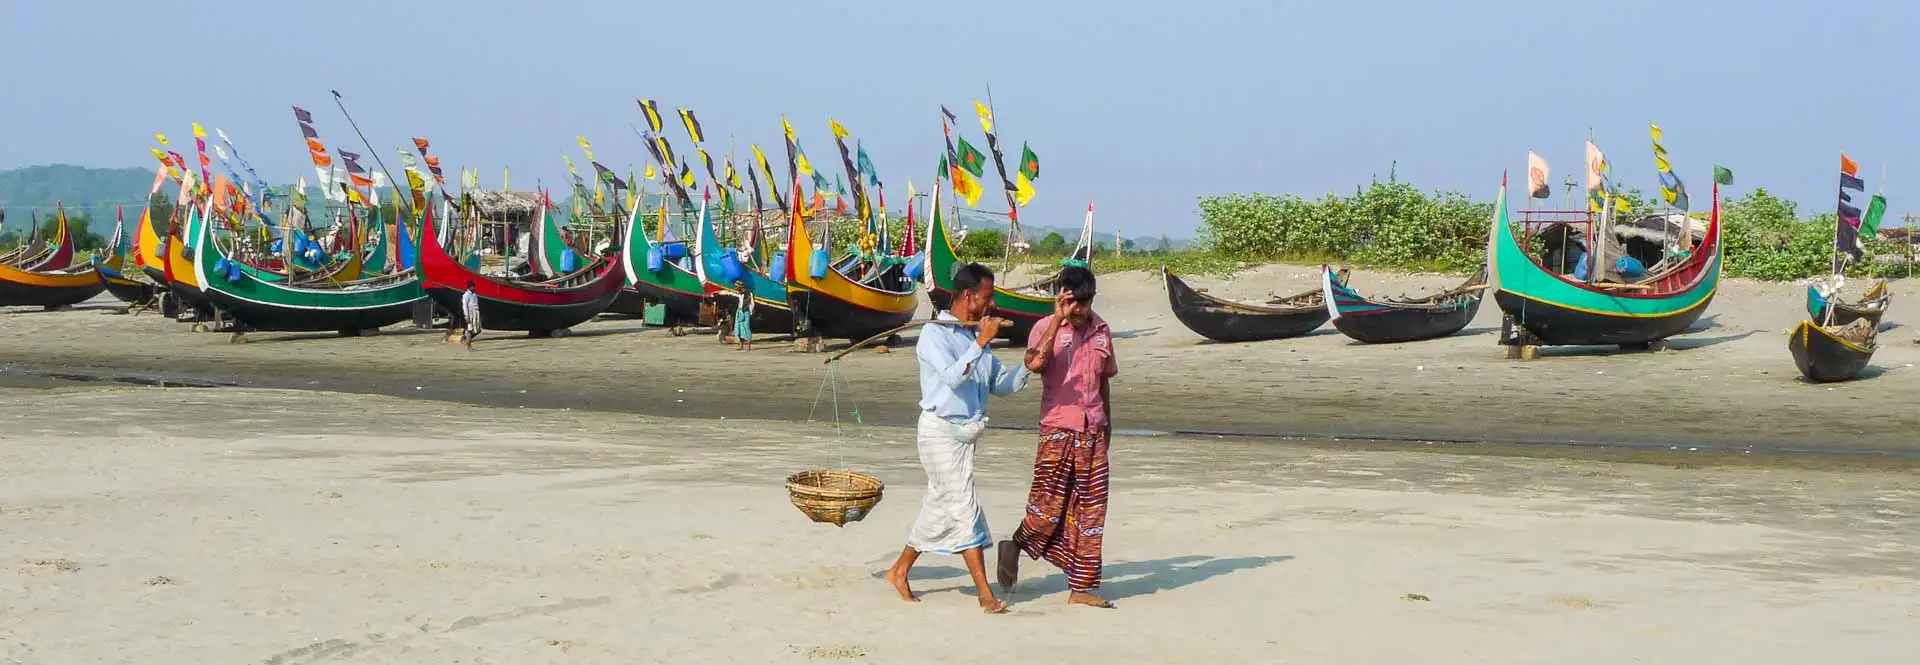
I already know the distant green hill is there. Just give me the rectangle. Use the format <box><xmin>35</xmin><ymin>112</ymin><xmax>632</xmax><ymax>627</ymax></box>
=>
<box><xmin>0</xmin><ymin>165</ymin><xmax>158</xmax><ymax>231</ymax></box>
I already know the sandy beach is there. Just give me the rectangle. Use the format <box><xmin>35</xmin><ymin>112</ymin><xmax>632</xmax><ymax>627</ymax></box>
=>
<box><xmin>3</xmin><ymin>264</ymin><xmax>1918</xmax><ymax>456</ymax></box>
<box><xmin>2</xmin><ymin>385</ymin><xmax>1915</xmax><ymax>664</ymax></box>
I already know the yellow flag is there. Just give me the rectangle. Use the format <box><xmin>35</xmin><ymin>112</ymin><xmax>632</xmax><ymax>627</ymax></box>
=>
<box><xmin>1014</xmin><ymin>172</ymin><xmax>1036</xmax><ymax>207</ymax></box>
<box><xmin>829</xmin><ymin>119</ymin><xmax>849</xmax><ymax>139</ymax></box>
<box><xmin>1648</xmin><ymin>123</ymin><xmax>1663</xmax><ymax>143</ymax></box>
<box><xmin>155</xmin><ymin>133</ymin><xmax>168</xmax><ymax>146</ymax></box>
<box><xmin>974</xmin><ymin>101</ymin><xmax>993</xmax><ymax>134</ymax></box>
<box><xmin>952</xmin><ymin>168</ymin><xmax>984</xmax><ymax>207</ymax></box>
<box><xmin>907</xmin><ymin>179</ymin><xmax>916</xmax><ymax>201</ymax></box>
<box><xmin>562</xmin><ymin>154</ymin><xmax>576</xmax><ymax>174</ymax></box>
<box><xmin>150</xmin><ymin>148</ymin><xmax>169</xmax><ymax>164</ymax></box>
<box><xmin>595</xmin><ymin>187</ymin><xmax>606</xmax><ymax>209</ymax></box>
<box><xmin>679</xmin><ymin>165</ymin><xmax>695</xmax><ymax>188</ymax></box>
<box><xmin>191</xmin><ymin>122</ymin><xmax>206</xmax><ymax>139</ymax></box>
<box><xmin>577</xmin><ymin>136</ymin><xmax>594</xmax><ymax>163</ymax></box>
<box><xmin>796</xmin><ymin>150</ymin><xmax>814</xmax><ymax>177</ymax></box>
<box><xmin>644</xmin><ymin>164</ymin><xmax>658</xmax><ymax>180</ymax></box>
<box><xmin>781</xmin><ymin>117</ymin><xmax>796</xmax><ymax>144</ymax></box>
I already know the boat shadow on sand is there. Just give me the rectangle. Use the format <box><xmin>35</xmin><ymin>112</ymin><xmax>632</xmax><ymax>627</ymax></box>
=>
<box><xmin>875</xmin><ymin>554</ymin><xmax>1291</xmax><ymax>601</ymax></box>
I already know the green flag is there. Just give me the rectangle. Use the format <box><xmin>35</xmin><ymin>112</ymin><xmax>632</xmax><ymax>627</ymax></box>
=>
<box><xmin>1862</xmin><ymin>193</ymin><xmax>1887</xmax><ymax>237</ymax></box>
<box><xmin>955</xmin><ymin>137</ymin><xmax>987</xmax><ymax>177</ymax></box>
<box><xmin>1713</xmin><ymin>165</ymin><xmax>1733</xmax><ymax>185</ymax></box>
<box><xmin>1018</xmin><ymin>143</ymin><xmax>1040</xmax><ymax>181</ymax></box>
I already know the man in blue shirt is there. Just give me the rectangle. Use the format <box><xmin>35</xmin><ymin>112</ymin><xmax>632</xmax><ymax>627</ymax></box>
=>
<box><xmin>883</xmin><ymin>262</ymin><xmax>1028</xmax><ymax>614</ymax></box>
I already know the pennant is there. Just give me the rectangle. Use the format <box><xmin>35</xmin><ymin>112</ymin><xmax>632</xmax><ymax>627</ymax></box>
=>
<box><xmin>955</xmin><ymin>137</ymin><xmax>987</xmax><ymax>177</ymax></box>
<box><xmin>1584</xmin><ymin>140</ymin><xmax>1606</xmax><ymax>191</ymax></box>
<box><xmin>947</xmin><ymin>155</ymin><xmax>985</xmax><ymax>207</ymax></box>
<box><xmin>698</xmin><ymin>148</ymin><xmax>717</xmax><ymax>182</ymax></box>
<box><xmin>796</xmin><ymin>148</ymin><xmax>815</xmax><ymax>177</ymax></box>
<box><xmin>577</xmin><ymin>136</ymin><xmax>594</xmax><ymax>163</ymax></box>
<box><xmin>1713</xmin><ymin>165</ymin><xmax>1734</xmax><ymax>185</ymax></box>
<box><xmin>644</xmin><ymin>164</ymin><xmax>658</xmax><ymax>180</ymax></box>
<box><xmin>974</xmin><ymin>100</ymin><xmax>993</xmax><ymax>135</ymax></box>
<box><xmin>1014</xmin><ymin>171</ymin><xmax>1037</xmax><ymax>207</ymax></box>
<box><xmin>813</xmin><ymin>171</ymin><xmax>831</xmax><ymax>193</ymax></box>
<box><xmin>155</xmin><ymin>133</ymin><xmax>168</xmax><ymax>146</ymax></box>
<box><xmin>563</xmin><ymin>153</ymin><xmax>577</xmax><ymax>174</ymax></box>
<box><xmin>593</xmin><ymin>162</ymin><xmax>628</xmax><ymax>190</ymax></box>
<box><xmin>941</xmin><ymin>105</ymin><xmax>958</xmax><ymax>124</ymax></box>
<box><xmin>679</xmin><ymin>164</ymin><xmax>695</xmax><ymax>188</ymax></box>
<box><xmin>782</xmin><ymin>116</ymin><xmax>796</xmax><ymax>144</ymax></box>
<box><xmin>829</xmin><ymin>118</ymin><xmax>850</xmax><ymax>140</ymax></box>
<box><xmin>638</xmin><ymin>99</ymin><xmax>664</xmax><ymax>132</ymax></box>
<box><xmin>678</xmin><ymin>108</ymin><xmax>704</xmax><ymax>143</ymax></box>
<box><xmin>856</xmin><ymin>144</ymin><xmax>879</xmax><ymax>187</ymax></box>
<box><xmin>1841</xmin><ymin>173</ymin><xmax>1866</xmax><ymax>193</ymax></box>
<box><xmin>292</xmin><ymin>106</ymin><xmax>313</xmax><ymax>123</ymax></box>
<box><xmin>192</xmin><ymin>122</ymin><xmax>206</xmax><ymax>139</ymax></box>
<box><xmin>724</xmin><ymin>158</ymin><xmax>742</xmax><ymax>190</ymax></box>
<box><xmin>1862</xmin><ymin>193</ymin><xmax>1888</xmax><ymax>238</ymax></box>
<box><xmin>1841</xmin><ymin>153</ymin><xmax>1859</xmax><ymax>177</ymax></box>
<box><xmin>1018</xmin><ymin>143</ymin><xmax>1039</xmax><ymax>181</ymax></box>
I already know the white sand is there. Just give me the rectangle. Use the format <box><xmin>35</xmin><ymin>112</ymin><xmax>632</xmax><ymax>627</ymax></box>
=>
<box><xmin>3</xmin><ymin>388</ymin><xmax>1915</xmax><ymax>664</ymax></box>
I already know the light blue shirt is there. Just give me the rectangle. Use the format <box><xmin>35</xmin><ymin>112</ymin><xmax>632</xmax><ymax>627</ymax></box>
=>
<box><xmin>917</xmin><ymin>311</ymin><xmax>1030</xmax><ymax>423</ymax></box>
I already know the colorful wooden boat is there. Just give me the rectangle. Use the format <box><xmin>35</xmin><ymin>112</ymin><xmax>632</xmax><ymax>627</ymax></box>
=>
<box><xmin>0</xmin><ymin>261</ymin><xmax>105</xmax><ymax>308</ymax></box>
<box><xmin>1806</xmin><ymin>280</ymin><xmax>1889</xmax><ymax>328</ymax></box>
<box><xmin>419</xmin><ymin>203</ymin><xmax>624</xmax><ymax>335</ymax></box>
<box><xmin>97</xmin><ymin>209</ymin><xmax>158</xmax><ymax>304</ymax></box>
<box><xmin>1323</xmin><ymin>264</ymin><xmax>1486</xmax><ymax>344</ymax></box>
<box><xmin>920</xmin><ymin>189</ymin><xmax>1058</xmax><ymax>343</ymax></box>
<box><xmin>693</xmin><ymin>197</ymin><xmax>794</xmax><ymax>334</ymax></box>
<box><xmin>1490</xmin><ymin>182</ymin><xmax>1722</xmax><ymax>348</ymax></box>
<box><xmin>192</xmin><ymin>205</ymin><xmax>427</xmax><ymax>335</ymax></box>
<box><xmin>618</xmin><ymin>200</ymin><xmax>708</xmax><ymax>327</ymax></box>
<box><xmin>1788</xmin><ymin>319</ymin><xmax>1875</xmax><ymax>382</ymax></box>
<box><xmin>784</xmin><ymin>192</ymin><xmax>918</xmax><ymax>341</ymax></box>
<box><xmin>1164</xmin><ymin>266</ymin><xmax>1330</xmax><ymax>342</ymax></box>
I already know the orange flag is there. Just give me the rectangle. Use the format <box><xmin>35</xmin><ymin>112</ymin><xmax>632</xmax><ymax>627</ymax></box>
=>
<box><xmin>1840</xmin><ymin>153</ymin><xmax>1859</xmax><ymax>177</ymax></box>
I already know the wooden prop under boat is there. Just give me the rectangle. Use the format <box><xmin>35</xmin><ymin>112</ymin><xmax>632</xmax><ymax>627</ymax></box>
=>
<box><xmin>419</xmin><ymin>204</ymin><xmax>624</xmax><ymax>334</ymax></box>
<box><xmin>1788</xmin><ymin>319</ymin><xmax>1875</xmax><ymax>382</ymax></box>
<box><xmin>921</xmin><ymin>187</ymin><xmax>1058</xmax><ymax>344</ymax></box>
<box><xmin>1163</xmin><ymin>266</ymin><xmax>1329</xmax><ymax>342</ymax></box>
<box><xmin>192</xmin><ymin>206</ymin><xmax>427</xmax><ymax>334</ymax></box>
<box><xmin>1324</xmin><ymin>264</ymin><xmax>1487</xmax><ymax>344</ymax></box>
<box><xmin>1806</xmin><ymin>280</ymin><xmax>1889</xmax><ymax>328</ymax></box>
<box><xmin>693</xmin><ymin>196</ymin><xmax>794</xmax><ymax>334</ymax></box>
<box><xmin>784</xmin><ymin>191</ymin><xmax>918</xmax><ymax>341</ymax></box>
<box><xmin>1491</xmin><ymin>181</ymin><xmax>1722</xmax><ymax>347</ymax></box>
<box><xmin>618</xmin><ymin>200</ymin><xmax>708</xmax><ymax>326</ymax></box>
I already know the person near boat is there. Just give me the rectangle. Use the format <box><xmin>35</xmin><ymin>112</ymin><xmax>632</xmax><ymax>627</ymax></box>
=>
<box><xmin>998</xmin><ymin>265</ymin><xmax>1118</xmax><ymax>608</ymax></box>
<box><xmin>459</xmin><ymin>281</ymin><xmax>482</xmax><ymax>351</ymax></box>
<box><xmin>733</xmin><ymin>279</ymin><xmax>754</xmax><ymax>352</ymax></box>
<box><xmin>883</xmin><ymin>262</ymin><xmax>1028</xmax><ymax>614</ymax></box>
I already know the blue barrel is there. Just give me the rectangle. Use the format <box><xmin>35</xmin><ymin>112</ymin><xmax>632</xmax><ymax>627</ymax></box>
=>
<box><xmin>718</xmin><ymin>251</ymin><xmax>743</xmax><ymax>283</ymax></box>
<box><xmin>769</xmin><ymin>252</ymin><xmax>787</xmax><ymax>281</ymax></box>
<box><xmin>226</xmin><ymin>262</ymin><xmax>243</xmax><ymax>282</ymax></box>
<box><xmin>904</xmin><ymin>254</ymin><xmax>926</xmax><ymax>280</ymax></box>
<box><xmin>213</xmin><ymin>257</ymin><xmax>230</xmax><ymax>276</ymax></box>
<box><xmin>662</xmin><ymin>242</ymin><xmax>687</xmax><ymax>260</ymax></box>
<box><xmin>808</xmin><ymin>248</ymin><xmax>830</xmax><ymax>279</ymax></box>
<box><xmin>560</xmin><ymin>249</ymin><xmax>579</xmax><ymax>273</ymax></box>
<box><xmin>646</xmin><ymin>246</ymin><xmax>664</xmax><ymax>272</ymax></box>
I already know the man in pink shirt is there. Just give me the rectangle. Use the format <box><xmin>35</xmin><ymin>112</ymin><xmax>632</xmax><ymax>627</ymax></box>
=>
<box><xmin>997</xmin><ymin>265</ymin><xmax>1118</xmax><ymax>608</ymax></box>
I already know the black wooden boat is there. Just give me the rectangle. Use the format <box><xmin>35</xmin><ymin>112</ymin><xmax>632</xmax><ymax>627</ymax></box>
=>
<box><xmin>1806</xmin><ymin>280</ymin><xmax>1889</xmax><ymax>328</ymax></box>
<box><xmin>1163</xmin><ymin>266</ymin><xmax>1329</xmax><ymax>342</ymax></box>
<box><xmin>1788</xmin><ymin>319</ymin><xmax>1875</xmax><ymax>382</ymax></box>
<box><xmin>1323</xmin><ymin>264</ymin><xmax>1487</xmax><ymax>344</ymax></box>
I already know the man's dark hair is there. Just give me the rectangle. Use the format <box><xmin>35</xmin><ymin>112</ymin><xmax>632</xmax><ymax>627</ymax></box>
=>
<box><xmin>467</xmin><ymin>280</ymin><xmax>476</xmax><ymax>289</ymax></box>
<box><xmin>951</xmin><ymin>262</ymin><xmax>995</xmax><ymax>294</ymax></box>
<box><xmin>1057</xmin><ymin>265</ymin><xmax>1096</xmax><ymax>304</ymax></box>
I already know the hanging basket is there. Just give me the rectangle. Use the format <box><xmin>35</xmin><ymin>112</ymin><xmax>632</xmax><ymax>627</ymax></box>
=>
<box><xmin>785</xmin><ymin>469</ymin><xmax>884</xmax><ymax>527</ymax></box>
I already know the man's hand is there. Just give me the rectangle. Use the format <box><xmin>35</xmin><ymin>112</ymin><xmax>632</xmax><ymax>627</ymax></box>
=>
<box><xmin>976</xmin><ymin>316</ymin><xmax>1005</xmax><ymax>347</ymax></box>
<box><xmin>1053</xmin><ymin>290</ymin><xmax>1075</xmax><ymax>319</ymax></box>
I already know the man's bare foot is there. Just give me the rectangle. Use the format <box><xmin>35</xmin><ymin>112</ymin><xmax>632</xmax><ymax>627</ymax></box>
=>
<box><xmin>994</xmin><ymin>540</ymin><xmax>1020</xmax><ymax>593</ymax></box>
<box><xmin>1068</xmin><ymin>591</ymin><xmax>1113</xmax><ymax>608</ymax></box>
<box><xmin>979</xmin><ymin>597</ymin><xmax>1009</xmax><ymax>614</ymax></box>
<box><xmin>883</xmin><ymin>569</ymin><xmax>919</xmax><ymax>603</ymax></box>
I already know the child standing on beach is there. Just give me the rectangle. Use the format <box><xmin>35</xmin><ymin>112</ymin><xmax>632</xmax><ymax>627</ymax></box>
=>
<box><xmin>733</xmin><ymin>280</ymin><xmax>754</xmax><ymax>352</ymax></box>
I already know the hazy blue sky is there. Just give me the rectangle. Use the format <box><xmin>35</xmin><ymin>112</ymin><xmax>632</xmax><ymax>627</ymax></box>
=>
<box><xmin>2</xmin><ymin>0</ymin><xmax>1913</xmax><ymax>235</ymax></box>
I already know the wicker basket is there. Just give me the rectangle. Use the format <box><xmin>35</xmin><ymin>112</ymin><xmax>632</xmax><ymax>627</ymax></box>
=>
<box><xmin>786</xmin><ymin>469</ymin><xmax>884</xmax><ymax>527</ymax></box>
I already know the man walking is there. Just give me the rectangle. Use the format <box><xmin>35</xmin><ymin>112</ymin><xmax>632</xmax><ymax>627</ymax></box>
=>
<box><xmin>459</xmin><ymin>281</ymin><xmax>482</xmax><ymax>351</ymax></box>
<box><xmin>998</xmin><ymin>265</ymin><xmax>1117</xmax><ymax>608</ymax></box>
<box><xmin>883</xmin><ymin>262</ymin><xmax>1028</xmax><ymax>614</ymax></box>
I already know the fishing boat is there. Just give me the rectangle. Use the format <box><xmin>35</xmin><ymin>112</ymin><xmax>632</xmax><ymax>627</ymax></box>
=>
<box><xmin>97</xmin><ymin>209</ymin><xmax>159</xmax><ymax>304</ymax></box>
<box><xmin>1788</xmin><ymin>319</ymin><xmax>1876</xmax><ymax>382</ymax></box>
<box><xmin>693</xmin><ymin>196</ymin><xmax>794</xmax><ymax>334</ymax></box>
<box><xmin>7</xmin><ymin>209</ymin><xmax>77</xmax><ymax>272</ymax></box>
<box><xmin>619</xmin><ymin>199</ymin><xmax>709</xmax><ymax>327</ymax></box>
<box><xmin>0</xmin><ymin>204</ymin><xmax>107</xmax><ymax>308</ymax></box>
<box><xmin>1322</xmin><ymin>265</ymin><xmax>1487</xmax><ymax>344</ymax></box>
<box><xmin>419</xmin><ymin>203</ymin><xmax>624</xmax><ymax>335</ymax></box>
<box><xmin>1491</xmin><ymin>180</ymin><xmax>1723</xmax><ymax>349</ymax></box>
<box><xmin>1163</xmin><ymin>266</ymin><xmax>1331</xmax><ymax>342</ymax></box>
<box><xmin>1807</xmin><ymin>280</ymin><xmax>1889</xmax><ymax>328</ymax></box>
<box><xmin>785</xmin><ymin>191</ymin><xmax>918</xmax><ymax>341</ymax></box>
<box><xmin>192</xmin><ymin>203</ymin><xmax>427</xmax><ymax>336</ymax></box>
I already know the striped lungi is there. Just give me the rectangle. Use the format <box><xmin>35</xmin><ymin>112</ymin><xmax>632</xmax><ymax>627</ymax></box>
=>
<box><xmin>906</xmin><ymin>411</ymin><xmax>992</xmax><ymax>555</ymax></box>
<box><xmin>1012</xmin><ymin>426</ymin><xmax>1110</xmax><ymax>591</ymax></box>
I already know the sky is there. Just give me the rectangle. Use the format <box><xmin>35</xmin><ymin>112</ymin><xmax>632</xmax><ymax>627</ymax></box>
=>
<box><xmin>2</xmin><ymin>0</ymin><xmax>1915</xmax><ymax>237</ymax></box>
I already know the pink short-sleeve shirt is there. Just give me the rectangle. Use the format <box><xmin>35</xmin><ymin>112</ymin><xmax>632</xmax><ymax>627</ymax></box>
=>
<box><xmin>1028</xmin><ymin>313</ymin><xmax>1119</xmax><ymax>432</ymax></box>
